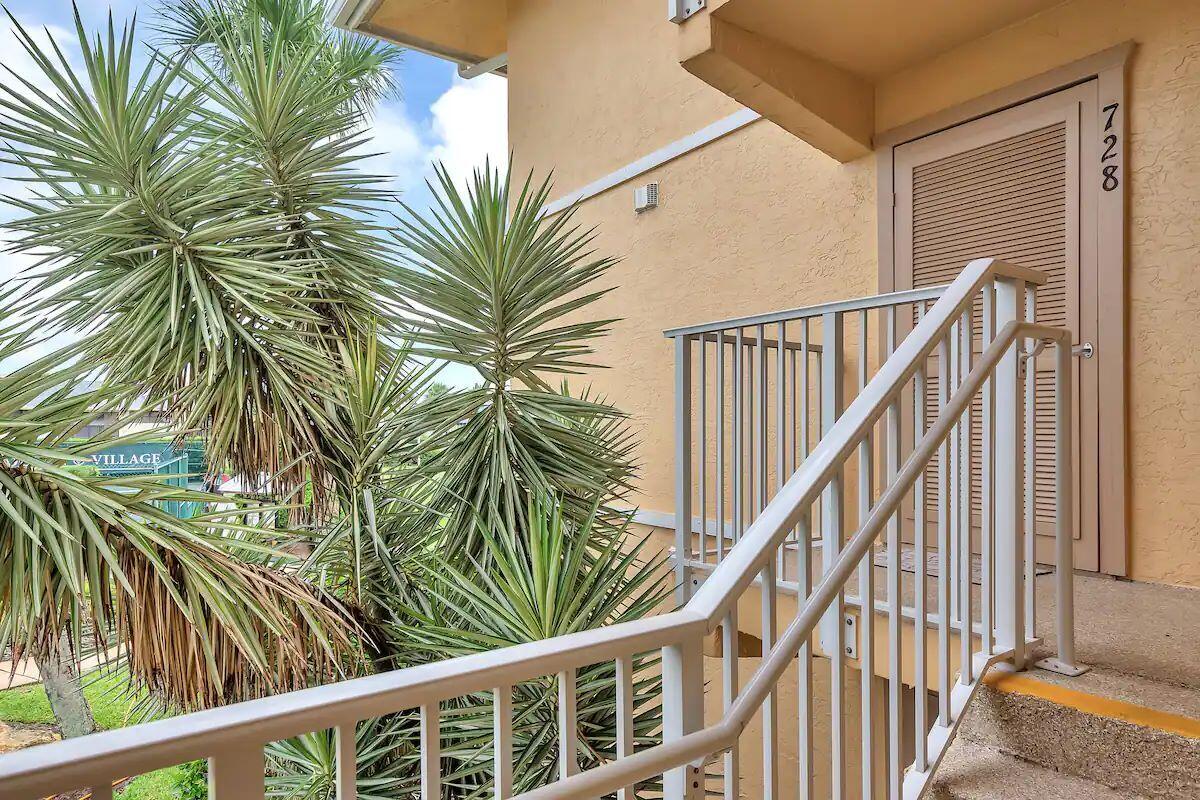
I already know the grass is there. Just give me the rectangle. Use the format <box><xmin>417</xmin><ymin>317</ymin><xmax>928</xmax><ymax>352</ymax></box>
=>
<box><xmin>0</xmin><ymin>668</ymin><xmax>146</xmax><ymax>730</ymax></box>
<box><xmin>0</xmin><ymin>669</ymin><xmax>202</xmax><ymax>798</ymax></box>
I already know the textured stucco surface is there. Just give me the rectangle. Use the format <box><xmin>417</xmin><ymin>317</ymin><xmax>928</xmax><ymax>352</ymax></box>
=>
<box><xmin>505</xmin><ymin>0</ymin><xmax>1200</xmax><ymax>588</ymax></box>
<box><xmin>878</xmin><ymin>0</ymin><xmax>1200</xmax><ymax>589</ymax></box>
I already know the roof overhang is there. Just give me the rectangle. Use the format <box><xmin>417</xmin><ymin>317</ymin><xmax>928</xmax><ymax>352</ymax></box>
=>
<box><xmin>331</xmin><ymin>0</ymin><xmax>507</xmax><ymax>72</ymax></box>
<box><xmin>679</xmin><ymin>0</ymin><xmax>1069</xmax><ymax>161</ymax></box>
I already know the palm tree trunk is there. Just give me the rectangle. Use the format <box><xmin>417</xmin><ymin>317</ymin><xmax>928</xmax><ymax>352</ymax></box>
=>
<box><xmin>33</xmin><ymin>635</ymin><xmax>95</xmax><ymax>739</ymax></box>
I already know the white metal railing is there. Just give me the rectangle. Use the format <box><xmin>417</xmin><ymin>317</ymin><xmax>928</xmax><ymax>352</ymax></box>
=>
<box><xmin>0</xmin><ymin>259</ymin><xmax>1084</xmax><ymax>800</ymax></box>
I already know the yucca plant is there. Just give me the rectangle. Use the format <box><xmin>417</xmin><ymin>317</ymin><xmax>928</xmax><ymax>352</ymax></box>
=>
<box><xmin>301</xmin><ymin>332</ymin><xmax>445</xmax><ymax>613</ymax></box>
<box><xmin>0</xmin><ymin>1</ymin><xmax>404</xmax><ymax>517</ymax></box>
<box><xmin>0</xmin><ymin>332</ymin><xmax>363</xmax><ymax>735</ymax></box>
<box><xmin>382</xmin><ymin>496</ymin><xmax>667</xmax><ymax>797</ymax></box>
<box><xmin>393</xmin><ymin>165</ymin><xmax>638</xmax><ymax>558</ymax></box>
<box><xmin>266</xmin><ymin>715</ymin><xmax>414</xmax><ymax>800</ymax></box>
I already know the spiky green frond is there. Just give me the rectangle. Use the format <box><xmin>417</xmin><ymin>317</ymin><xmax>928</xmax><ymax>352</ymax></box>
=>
<box><xmin>0</xmin><ymin>337</ymin><xmax>364</xmax><ymax>712</ymax></box>
<box><xmin>384</xmin><ymin>497</ymin><xmax>667</xmax><ymax>797</ymax></box>
<box><xmin>0</xmin><ymin>4</ymin><xmax>407</xmax><ymax>513</ymax></box>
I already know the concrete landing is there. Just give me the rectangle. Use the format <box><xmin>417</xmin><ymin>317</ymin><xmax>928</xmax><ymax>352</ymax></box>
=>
<box><xmin>947</xmin><ymin>574</ymin><xmax>1200</xmax><ymax>800</ymax></box>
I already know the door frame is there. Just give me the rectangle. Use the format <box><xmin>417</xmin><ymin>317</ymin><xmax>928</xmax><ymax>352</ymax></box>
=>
<box><xmin>875</xmin><ymin>42</ymin><xmax>1132</xmax><ymax>576</ymax></box>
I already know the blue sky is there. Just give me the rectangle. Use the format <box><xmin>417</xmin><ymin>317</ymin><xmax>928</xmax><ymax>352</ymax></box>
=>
<box><xmin>0</xmin><ymin>0</ymin><xmax>507</xmax><ymax>386</ymax></box>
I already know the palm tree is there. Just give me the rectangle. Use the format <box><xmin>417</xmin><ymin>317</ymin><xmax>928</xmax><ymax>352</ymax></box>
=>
<box><xmin>2</xmin><ymin>4</ymin><xmax>666</xmax><ymax>795</ymax></box>
<box><xmin>0</xmin><ymin>333</ymin><xmax>362</xmax><ymax>733</ymax></box>
<box><xmin>0</xmin><ymin>1</ymin><xmax>404</xmax><ymax>517</ymax></box>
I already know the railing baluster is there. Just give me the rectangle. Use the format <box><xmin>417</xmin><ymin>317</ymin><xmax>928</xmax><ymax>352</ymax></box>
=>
<box><xmin>913</xmin><ymin>304</ymin><xmax>929</xmax><ymax>773</ymax></box>
<box><xmin>1024</xmin><ymin>286</ymin><xmax>1038</xmax><ymax>636</ymax></box>
<box><xmin>800</xmin><ymin>319</ymin><xmax>810</xmax><ymax>457</ymax></box>
<box><xmin>336</xmin><ymin>723</ymin><xmax>357</xmax><ymax>800</ymax></box>
<box><xmin>820</xmin><ymin>311</ymin><xmax>845</xmax><ymax>799</ymax></box>
<box><xmin>209</xmin><ymin>745</ymin><xmax>265</xmax><ymax>799</ymax></box>
<box><xmin>855</xmin><ymin>309</ymin><xmax>876</xmax><ymax>800</ymax></box>
<box><xmin>885</xmin><ymin>305</ymin><xmax>903</xmax><ymax>798</ymax></box>
<box><xmin>797</xmin><ymin>503</ymin><xmax>814</xmax><ymax>800</ymax></box>
<box><xmin>420</xmin><ymin>703</ymin><xmax>441</xmax><ymax>799</ymax></box>
<box><xmin>777</xmin><ymin>320</ymin><xmax>787</xmax><ymax>576</ymax></box>
<box><xmin>761</xmin><ymin>558</ymin><xmax>779</xmax><ymax>798</ymax></box>
<box><xmin>717</xmin><ymin>331</ymin><xmax>726</xmax><ymax>562</ymax></box>
<box><xmin>675</xmin><ymin>335</ymin><xmax>694</xmax><ymax>605</ymax></box>
<box><xmin>949</xmin><ymin>317</ymin><xmax>961</xmax><ymax>629</ymax></box>
<box><xmin>734</xmin><ymin>328</ymin><xmax>744</xmax><ymax>542</ymax></box>
<box><xmin>558</xmin><ymin>669</ymin><xmax>578</xmax><ymax>779</ymax></box>
<box><xmin>495</xmin><ymin>686</ymin><xmax>514</xmax><ymax>800</ymax></box>
<box><xmin>722</xmin><ymin>610</ymin><xmax>740</xmax><ymax>800</ymax></box>
<box><xmin>982</xmin><ymin>284</ymin><xmax>995</xmax><ymax>655</ymax></box>
<box><xmin>699</xmin><ymin>333</ymin><xmax>708</xmax><ymax>566</ymax></box>
<box><xmin>960</xmin><ymin>308</ymin><xmax>974</xmax><ymax>684</ymax></box>
<box><xmin>937</xmin><ymin>332</ymin><xmax>952</xmax><ymax>725</ymax></box>
<box><xmin>614</xmin><ymin>659</ymin><xmax>633</xmax><ymax>800</ymax></box>
<box><xmin>757</xmin><ymin>323</ymin><xmax>768</xmax><ymax>515</ymax></box>
<box><xmin>797</xmin><ymin>321</ymin><xmax>813</xmax><ymax>800</ymax></box>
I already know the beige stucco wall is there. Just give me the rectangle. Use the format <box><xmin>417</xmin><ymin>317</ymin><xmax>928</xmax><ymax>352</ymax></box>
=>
<box><xmin>506</xmin><ymin>0</ymin><xmax>1200</xmax><ymax>589</ymax></box>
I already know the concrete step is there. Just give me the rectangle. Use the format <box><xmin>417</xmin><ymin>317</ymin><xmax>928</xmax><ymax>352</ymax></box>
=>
<box><xmin>929</xmin><ymin>740</ymin><xmax>1150</xmax><ymax>799</ymax></box>
<box><xmin>958</xmin><ymin>664</ymin><xmax>1200</xmax><ymax>799</ymax></box>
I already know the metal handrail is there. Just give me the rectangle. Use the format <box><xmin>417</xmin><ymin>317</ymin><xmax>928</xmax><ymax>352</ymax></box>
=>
<box><xmin>0</xmin><ymin>258</ymin><xmax>1058</xmax><ymax>800</ymax></box>
<box><xmin>516</xmin><ymin>317</ymin><xmax>1072</xmax><ymax>800</ymax></box>
<box><xmin>685</xmin><ymin>258</ymin><xmax>1044</xmax><ymax>627</ymax></box>
<box><xmin>662</xmin><ymin>284</ymin><xmax>949</xmax><ymax>339</ymax></box>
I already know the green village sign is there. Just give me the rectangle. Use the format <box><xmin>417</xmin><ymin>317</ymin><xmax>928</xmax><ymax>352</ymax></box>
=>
<box><xmin>78</xmin><ymin>443</ymin><xmax>200</xmax><ymax>519</ymax></box>
<box><xmin>86</xmin><ymin>443</ymin><xmax>179</xmax><ymax>474</ymax></box>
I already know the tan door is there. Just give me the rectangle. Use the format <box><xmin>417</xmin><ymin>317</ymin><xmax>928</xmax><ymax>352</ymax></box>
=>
<box><xmin>892</xmin><ymin>81</ymin><xmax>1100</xmax><ymax>571</ymax></box>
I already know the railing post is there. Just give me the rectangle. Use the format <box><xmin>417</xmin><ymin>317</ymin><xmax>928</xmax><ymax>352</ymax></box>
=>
<box><xmin>662</xmin><ymin>635</ymin><xmax>705</xmax><ymax>799</ymax></box>
<box><xmin>1033</xmin><ymin>337</ymin><xmax>1090</xmax><ymax>676</ymax></box>
<box><xmin>675</xmin><ymin>335</ymin><xmax>694</xmax><ymax>606</ymax></box>
<box><xmin>993</xmin><ymin>278</ymin><xmax>1027</xmax><ymax>669</ymax></box>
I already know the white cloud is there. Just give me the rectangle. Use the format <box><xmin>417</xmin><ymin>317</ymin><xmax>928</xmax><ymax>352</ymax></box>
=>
<box><xmin>0</xmin><ymin>18</ymin><xmax>78</xmax><ymax>206</ymax></box>
<box><xmin>355</xmin><ymin>103</ymin><xmax>428</xmax><ymax>197</ymax></box>
<box><xmin>427</xmin><ymin>74</ymin><xmax>508</xmax><ymax>187</ymax></box>
<box><xmin>356</xmin><ymin>72</ymin><xmax>507</xmax><ymax>204</ymax></box>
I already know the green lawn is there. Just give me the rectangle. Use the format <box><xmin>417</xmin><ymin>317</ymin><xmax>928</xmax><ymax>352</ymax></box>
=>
<box><xmin>0</xmin><ymin>670</ymin><xmax>202</xmax><ymax>798</ymax></box>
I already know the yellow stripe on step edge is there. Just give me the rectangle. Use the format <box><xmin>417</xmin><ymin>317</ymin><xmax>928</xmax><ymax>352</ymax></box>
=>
<box><xmin>984</xmin><ymin>671</ymin><xmax>1200</xmax><ymax>740</ymax></box>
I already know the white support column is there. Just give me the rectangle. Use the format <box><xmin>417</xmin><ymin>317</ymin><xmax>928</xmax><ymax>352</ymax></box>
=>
<box><xmin>993</xmin><ymin>278</ymin><xmax>1027</xmax><ymax>669</ymax></box>
<box><xmin>675</xmin><ymin>335</ymin><xmax>694</xmax><ymax>606</ymax></box>
<box><xmin>663</xmin><ymin>636</ymin><xmax>705</xmax><ymax>800</ymax></box>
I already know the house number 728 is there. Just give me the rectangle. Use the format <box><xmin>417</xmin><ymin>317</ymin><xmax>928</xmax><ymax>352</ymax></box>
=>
<box><xmin>1101</xmin><ymin>102</ymin><xmax>1120</xmax><ymax>191</ymax></box>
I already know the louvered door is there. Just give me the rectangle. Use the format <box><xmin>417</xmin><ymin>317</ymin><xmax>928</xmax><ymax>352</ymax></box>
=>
<box><xmin>892</xmin><ymin>82</ymin><xmax>1100</xmax><ymax>571</ymax></box>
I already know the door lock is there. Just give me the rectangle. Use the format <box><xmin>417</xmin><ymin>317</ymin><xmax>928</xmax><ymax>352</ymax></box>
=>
<box><xmin>1072</xmin><ymin>342</ymin><xmax>1095</xmax><ymax>359</ymax></box>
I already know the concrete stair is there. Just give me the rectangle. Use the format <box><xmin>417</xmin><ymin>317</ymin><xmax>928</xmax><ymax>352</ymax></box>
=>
<box><xmin>929</xmin><ymin>740</ymin><xmax>1149</xmax><ymax>799</ymax></box>
<box><xmin>931</xmin><ymin>574</ymin><xmax>1200</xmax><ymax>799</ymax></box>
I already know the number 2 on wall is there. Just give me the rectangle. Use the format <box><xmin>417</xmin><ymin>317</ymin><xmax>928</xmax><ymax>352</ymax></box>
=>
<box><xmin>1101</xmin><ymin>102</ymin><xmax>1120</xmax><ymax>192</ymax></box>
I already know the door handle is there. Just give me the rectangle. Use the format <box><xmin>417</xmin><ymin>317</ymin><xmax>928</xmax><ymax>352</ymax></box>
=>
<box><xmin>1072</xmin><ymin>342</ymin><xmax>1094</xmax><ymax>359</ymax></box>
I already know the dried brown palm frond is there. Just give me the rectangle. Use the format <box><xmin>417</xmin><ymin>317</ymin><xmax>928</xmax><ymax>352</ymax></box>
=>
<box><xmin>117</xmin><ymin>536</ymin><xmax>361</xmax><ymax>711</ymax></box>
<box><xmin>0</xmin><ymin>336</ymin><xmax>365</xmax><ymax>713</ymax></box>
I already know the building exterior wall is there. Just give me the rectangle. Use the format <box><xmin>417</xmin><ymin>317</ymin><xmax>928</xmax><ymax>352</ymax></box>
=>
<box><xmin>505</xmin><ymin>0</ymin><xmax>1200</xmax><ymax>589</ymax></box>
